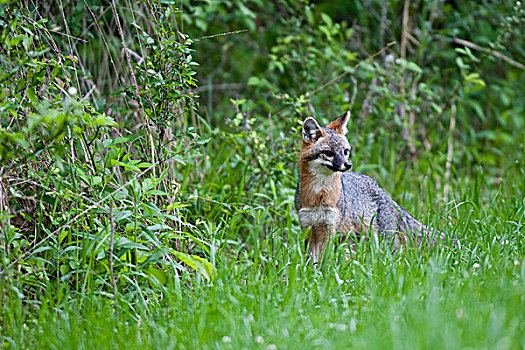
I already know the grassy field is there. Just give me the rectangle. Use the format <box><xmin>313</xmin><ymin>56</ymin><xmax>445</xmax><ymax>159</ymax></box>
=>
<box><xmin>2</xmin><ymin>1</ymin><xmax>525</xmax><ymax>348</ymax></box>
<box><xmin>3</xmin><ymin>158</ymin><xmax>524</xmax><ymax>349</ymax></box>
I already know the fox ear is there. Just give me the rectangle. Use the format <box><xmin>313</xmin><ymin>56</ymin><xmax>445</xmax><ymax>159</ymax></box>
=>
<box><xmin>302</xmin><ymin>117</ymin><xmax>324</xmax><ymax>143</ymax></box>
<box><xmin>327</xmin><ymin>111</ymin><xmax>350</xmax><ymax>135</ymax></box>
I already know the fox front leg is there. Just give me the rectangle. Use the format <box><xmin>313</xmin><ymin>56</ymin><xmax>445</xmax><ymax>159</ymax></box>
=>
<box><xmin>307</xmin><ymin>224</ymin><xmax>335</xmax><ymax>266</ymax></box>
<box><xmin>307</xmin><ymin>231</ymin><xmax>321</xmax><ymax>266</ymax></box>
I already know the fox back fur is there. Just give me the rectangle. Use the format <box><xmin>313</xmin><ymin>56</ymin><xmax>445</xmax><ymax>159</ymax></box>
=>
<box><xmin>295</xmin><ymin>112</ymin><xmax>443</xmax><ymax>263</ymax></box>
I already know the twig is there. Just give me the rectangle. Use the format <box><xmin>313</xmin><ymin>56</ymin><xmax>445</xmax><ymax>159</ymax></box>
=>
<box><xmin>125</xmin><ymin>47</ymin><xmax>145</xmax><ymax>65</ymax></box>
<box><xmin>11</xmin><ymin>179</ymin><xmax>102</xmax><ymax>210</ymax></box>
<box><xmin>0</xmin><ymin>170</ymin><xmax>8</xmax><ymax>250</ymax></box>
<box><xmin>307</xmin><ymin>102</ymin><xmax>316</xmax><ymax>116</ymax></box>
<box><xmin>82</xmin><ymin>0</ymin><xmax>122</xmax><ymax>88</ymax></box>
<box><xmin>48</xmin><ymin>28</ymin><xmax>88</xmax><ymax>43</ymax></box>
<box><xmin>407</xmin><ymin>32</ymin><xmax>420</xmax><ymax>47</ymax></box>
<box><xmin>443</xmin><ymin>101</ymin><xmax>456</xmax><ymax>202</ymax></box>
<box><xmin>378</xmin><ymin>0</ymin><xmax>388</xmax><ymax>55</ymax></box>
<box><xmin>109</xmin><ymin>200</ymin><xmax>119</xmax><ymax>320</ymax></box>
<box><xmin>80</xmin><ymin>83</ymin><xmax>97</xmax><ymax>103</ymax></box>
<box><xmin>180</xmin><ymin>0</ymin><xmax>183</xmax><ymax>34</ymax></box>
<box><xmin>399</xmin><ymin>0</ymin><xmax>416</xmax><ymax>157</ymax></box>
<box><xmin>349</xmin><ymin>76</ymin><xmax>358</xmax><ymax>107</ymax></box>
<box><xmin>189</xmin><ymin>83</ymin><xmax>244</xmax><ymax>94</ymax></box>
<box><xmin>109</xmin><ymin>0</ymin><xmax>156</xmax><ymax>179</ymax></box>
<box><xmin>452</xmin><ymin>36</ymin><xmax>525</xmax><ymax>70</ymax></box>
<box><xmin>58</xmin><ymin>0</ymin><xmax>82</xmax><ymax>98</ymax></box>
<box><xmin>358</xmin><ymin>78</ymin><xmax>377</xmax><ymax>120</ymax></box>
<box><xmin>194</xmin><ymin>29</ymin><xmax>248</xmax><ymax>42</ymax></box>
<box><xmin>109</xmin><ymin>0</ymin><xmax>142</xmax><ymax>104</ymax></box>
<box><xmin>400</xmin><ymin>0</ymin><xmax>410</xmax><ymax>62</ymax></box>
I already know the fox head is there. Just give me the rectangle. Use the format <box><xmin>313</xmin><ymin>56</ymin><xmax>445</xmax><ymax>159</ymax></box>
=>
<box><xmin>300</xmin><ymin>112</ymin><xmax>352</xmax><ymax>174</ymax></box>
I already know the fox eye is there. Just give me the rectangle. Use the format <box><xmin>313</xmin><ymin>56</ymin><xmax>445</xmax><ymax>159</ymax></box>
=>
<box><xmin>343</xmin><ymin>148</ymin><xmax>350</xmax><ymax>156</ymax></box>
<box><xmin>323</xmin><ymin>150</ymin><xmax>335</xmax><ymax>157</ymax></box>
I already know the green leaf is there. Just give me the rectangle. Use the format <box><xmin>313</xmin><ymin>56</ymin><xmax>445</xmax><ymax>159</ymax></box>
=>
<box><xmin>147</xmin><ymin>266</ymin><xmax>167</xmax><ymax>285</ymax></box>
<box><xmin>397</xmin><ymin>58</ymin><xmax>423</xmax><ymax>74</ymax></box>
<box><xmin>166</xmin><ymin>202</ymin><xmax>188</xmax><ymax>210</ymax></box>
<box><xmin>172</xmin><ymin>251</ymin><xmax>216</xmax><ymax>282</ymax></box>
<box><xmin>91</xmin><ymin>176</ymin><xmax>102</xmax><ymax>186</ymax></box>
<box><xmin>114</xmin><ymin>210</ymin><xmax>133</xmax><ymax>223</ymax></box>
<box><xmin>146</xmin><ymin>224</ymin><xmax>171</xmax><ymax>231</ymax></box>
<box><xmin>148</xmin><ymin>190</ymin><xmax>168</xmax><ymax>196</ymax></box>
<box><xmin>110</xmin><ymin>159</ymin><xmax>140</xmax><ymax>172</ymax></box>
<box><xmin>116</xmin><ymin>237</ymin><xmax>147</xmax><ymax>250</ymax></box>
<box><xmin>321</xmin><ymin>13</ymin><xmax>333</xmax><ymax>28</ymax></box>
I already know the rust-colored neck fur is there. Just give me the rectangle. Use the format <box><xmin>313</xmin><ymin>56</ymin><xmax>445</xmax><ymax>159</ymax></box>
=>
<box><xmin>299</xmin><ymin>142</ymin><xmax>342</xmax><ymax>209</ymax></box>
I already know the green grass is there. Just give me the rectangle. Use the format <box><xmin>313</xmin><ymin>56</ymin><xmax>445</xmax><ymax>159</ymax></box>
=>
<box><xmin>2</xmin><ymin>2</ymin><xmax>525</xmax><ymax>348</ymax></box>
<box><xmin>3</xmin><ymin>169</ymin><xmax>524</xmax><ymax>349</ymax></box>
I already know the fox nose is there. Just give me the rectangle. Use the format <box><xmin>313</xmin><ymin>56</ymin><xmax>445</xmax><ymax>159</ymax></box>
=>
<box><xmin>343</xmin><ymin>161</ymin><xmax>352</xmax><ymax>171</ymax></box>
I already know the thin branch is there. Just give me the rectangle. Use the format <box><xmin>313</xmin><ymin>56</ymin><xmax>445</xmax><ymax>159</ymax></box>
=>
<box><xmin>400</xmin><ymin>0</ymin><xmax>410</xmax><ymax>61</ymax></box>
<box><xmin>358</xmin><ymin>78</ymin><xmax>377</xmax><ymax>120</ymax></box>
<box><xmin>407</xmin><ymin>32</ymin><xmax>420</xmax><ymax>47</ymax></box>
<box><xmin>349</xmin><ymin>76</ymin><xmax>358</xmax><ymax>107</ymax></box>
<box><xmin>125</xmin><ymin>47</ymin><xmax>145</xmax><ymax>64</ymax></box>
<box><xmin>109</xmin><ymin>0</ymin><xmax>156</xmax><ymax>179</ymax></box>
<box><xmin>443</xmin><ymin>101</ymin><xmax>457</xmax><ymax>202</ymax></box>
<box><xmin>189</xmin><ymin>83</ymin><xmax>244</xmax><ymax>94</ymax></box>
<box><xmin>453</xmin><ymin>36</ymin><xmax>525</xmax><ymax>70</ymax></box>
<box><xmin>58</xmin><ymin>0</ymin><xmax>82</xmax><ymax>97</ymax></box>
<box><xmin>194</xmin><ymin>29</ymin><xmax>248</xmax><ymax>42</ymax></box>
<box><xmin>109</xmin><ymin>200</ymin><xmax>119</xmax><ymax>320</ymax></box>
<box><xmin>378</xmin><ymin>0</ymin><xmax>388</xmax><ymax>55</ymax></box>
<box><xmin>82</xmin><ymin>0</ymin><xmax>122</xmax><ymax>87</ymax></box>
<box><xmin>48</xmin><ymin>28</ymin><xmax>88</xmax><ymax>43</ymax></box>
<box><xmin>399</xmin><ymin>0</ymin><xmax>416</xmax><ymax>157</ymax></box>
<box><xmin>109</xmin><ymin>0</ymin><xmax>142</xmax><ymax>102</ymax></box>
<box><xmin>0</xmin><ymin>170</ymin><xmax>7</xmax><ymax>253</ymax></box>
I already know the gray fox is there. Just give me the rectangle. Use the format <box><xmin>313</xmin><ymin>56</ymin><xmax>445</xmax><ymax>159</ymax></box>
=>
<box><xmin>295</xmin><ymin>112</ymin><xmax>444</xmax><ymax>263</ymax></box>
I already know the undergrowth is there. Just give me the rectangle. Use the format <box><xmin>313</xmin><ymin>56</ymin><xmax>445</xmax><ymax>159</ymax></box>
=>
<box><xmin>3</xmin><ymin>167</ymin><xmax>524</xmax><ymax>347</ymax></box>
<box><xmin>1</xmin><ymin>0</ymin><xmax>524</xmax><ymax>348</ymax></box>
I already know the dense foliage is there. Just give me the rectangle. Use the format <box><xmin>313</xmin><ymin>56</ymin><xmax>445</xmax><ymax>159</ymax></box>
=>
<box><xmin>1</xmin><ymin>0</ymin><xmax>524</xmax><ymax>347</ymax></box>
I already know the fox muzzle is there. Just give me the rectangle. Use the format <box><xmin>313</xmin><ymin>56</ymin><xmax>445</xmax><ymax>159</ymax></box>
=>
<box><xmin>326</xmin><ymin>159</ymin><xmax>352</xmax><ymax>172</ymax></box>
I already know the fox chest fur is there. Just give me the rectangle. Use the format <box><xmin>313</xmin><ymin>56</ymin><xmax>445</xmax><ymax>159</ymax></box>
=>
<box><xmin>297</xmin><ymin>160</ymin><xmax>342</xmax><ymax>230</ymax></box>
